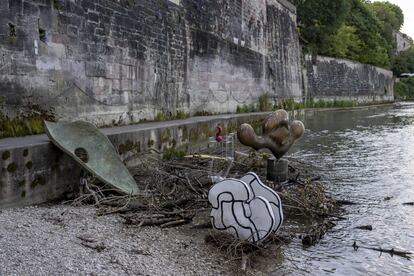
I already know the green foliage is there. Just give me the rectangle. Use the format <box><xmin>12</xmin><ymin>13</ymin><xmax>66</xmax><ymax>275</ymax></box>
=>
<box><xmin>193</xmin><ymin>111</ymin><xmax>214</xmax><ymax>117</ymax></box>
<box><xmin>236</xmin><ymin>103</ymin><xmax>259</xmax><ymax>113</ymax></box>
<box><xmin>273</xmin><ymin>99</ymin><xmax>307</xmax><ymax>111</ymax></box>
<box><xmin>0</xmin><ymin>113</ymin><xmax>46</xmax><ymax>138</ymax></box>
<box><xmin>279</xmin><ymin>98</ymin><xmax>359</xmax><ymax>110</ymax></box>
<box><xmin>258</xmin><ymin>93</ymin><xmax>272</xmax><ymax>112</ymax></box>
<box><xmin>394</xmin><ymin>77</ymin><xmax>414</xmax><ymax>99</ymax></box>
<box><xmin>295</xmin><ymin>0</ymin><xmax>350</xmax><ymax>55</ymax></box>
<box><xmin>392</xmin><ymin>46</ymin><xmax>414</xmax><ymax>76</ymax></box>
<box><xmin>155</xmin><ymin>110</ymin><xmax>190</xmax><ymax>122</ymax></box>
<box><xmin>237</xmin><ymin>93</ymin><xmax>274</xmax><ymax>113</ymax></box>
<box><xmin>237</xmin><ymin>98</ymin><xmax>359</xmax><ymax>113</ymax></box>
<box><xmin>367</xmin><ymin>1</ymin><xmax>404</xmax><ymax>48</ymax></box>
<box><xmin>342</xmin><ymin>0</ymin><xmax>390</xmax><ymax>67</ymax></box>
<box><xmin>308</xmin><ymin>99</ymin><xmax>358</xmax><ymax>108</ymax></box>
<box><xmin>175</xmin><ymin>110</ymin><xmax>190</xmax><ymax>120</ymax></box>
<box><xmin>319</xmin><ymin>0</ymin><xmax>392</xmax><ymax>68</ymax></box>
<box><xmin>297</xmin><ymin>0</ymin><xmax>408</xmax><ymax>68</ymax></box>
<box><xmin>0</xmin><ymin>105</ymin><xmax>55</xmax><ymax>138</ymax></box>
<box><xmin>324</xmin><ymin>25</ymin><xmax>362</xmax><ymax>60</ymax></box>
<box><xmin>162</xmin><ymin>148</ymin><xmax>186</xmax><ymax>161</ymax></box>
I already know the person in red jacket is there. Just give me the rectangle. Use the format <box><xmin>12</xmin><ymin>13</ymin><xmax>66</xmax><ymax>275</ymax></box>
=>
<box><xmin>215</xmin><ymin>124</ymin><xmax>223</xmax><ymax>142</ymax></box>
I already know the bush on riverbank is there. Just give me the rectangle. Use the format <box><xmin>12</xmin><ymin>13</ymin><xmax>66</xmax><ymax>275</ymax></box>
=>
<box><xmin>394</xmin><ymin>77</ymin><xmax>414</xmax><ymax>100</ymax></box>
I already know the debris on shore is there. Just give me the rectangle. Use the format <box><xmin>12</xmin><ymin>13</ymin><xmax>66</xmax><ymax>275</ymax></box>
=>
<box><xmin>66</xmin><ymin>145</ymin><xmax>341</xmax><ymax>271</ymax></box>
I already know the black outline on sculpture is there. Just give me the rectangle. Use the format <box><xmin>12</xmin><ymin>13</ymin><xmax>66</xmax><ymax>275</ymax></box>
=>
<box><xmin>208</xmin><ymin>178</ymin><xmax>276</xmax><ymax>243</ymax></box>
<box><xmin>240</xmin><ymin>172</ymin><xmax>283</xmax><ymax>233</ymax></box>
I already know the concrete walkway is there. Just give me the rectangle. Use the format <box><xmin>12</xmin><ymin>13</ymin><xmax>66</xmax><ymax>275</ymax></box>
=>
<box><xmin>0</xmin><ymin>111</ymin><xmax>271</xmax><ymax>208</ymax></box>
<box><xmin>0</xmin><ymin>103</ymin><xmax>394</xmax><ymax>149</ymax></box>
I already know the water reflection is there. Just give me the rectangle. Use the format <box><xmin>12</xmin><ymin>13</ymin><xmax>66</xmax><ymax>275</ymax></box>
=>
<box><xmin>278</xmin><ymin>103</ymin><xmax>414</xmax><ymax>275</ymax></box>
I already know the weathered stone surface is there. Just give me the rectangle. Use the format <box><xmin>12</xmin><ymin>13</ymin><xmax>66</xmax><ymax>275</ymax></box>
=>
<box><xmin>304</xmin><ymin>55</ymin><xmax>394</xmax><ymax>103</ymax></box>
<box><xmin>393</xmin><ymin>31</ymin><xmax>411</xmax><ymax>55</ymax></box>
<box><xmin>0</xmin><ymin>0</ymin><xmax>302</xmax><ymax>125</ymax></box>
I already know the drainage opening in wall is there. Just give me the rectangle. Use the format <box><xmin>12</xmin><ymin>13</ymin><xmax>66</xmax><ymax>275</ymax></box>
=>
<box><xmin>8</xmin><ymin>23</ymin><xmax>16</xmax><ymax>41</ymax></box>
<box><xmin>74</xmin><ymin>147</ymin><xmax>89</xmax><ymax>163</ymax></box>
<box><xmin>39</xmin><ymin>28</ymin><xmax>47</xmax><ymax>43</ymax></box>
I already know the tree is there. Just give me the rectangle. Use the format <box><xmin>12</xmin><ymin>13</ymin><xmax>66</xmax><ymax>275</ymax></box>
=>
<box><xmin>392</xmin><ymin>46</ymin><xmax>414</xmax><ymax>76</ymax></box>
<box><xmin>367</xmin><ymin>1</ymin><xmax>404</xmax><ymax>50</ymax></box>
<box><xmin>323</xmin><ymin>24</ymin><xmax>362</xmax><ymax>60</ymax></box>
<box><xmin>367</xmin><ymin>1</ymin><xmax>404</xmax><ymax>31</ymax></box>
<box><xmin>336</xmin><ymin>0</ymin><xmax>390</xmax><ymax>67</ymax></box>
<box><xmin>294</xmin><ymin>0</ymin><xmax>406</xmax><ymax>68</ymax></box>
<box><xmin>295</xmin><ymin>0</ymin><xmax>351</xmax><ymax>55</ymax></box>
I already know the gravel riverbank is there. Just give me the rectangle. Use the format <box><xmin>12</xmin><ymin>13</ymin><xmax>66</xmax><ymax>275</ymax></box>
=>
<box><xmin>0</xmin><ymin>154</ymin><xmax>337</xmax><ymax>276</ymax></box>
<box><xmin>0</xmin><ymin>205</ymin><xmax>253</xmax><ymax>276</ymax></box>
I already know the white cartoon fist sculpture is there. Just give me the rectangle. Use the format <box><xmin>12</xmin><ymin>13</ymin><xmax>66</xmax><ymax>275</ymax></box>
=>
<box><xmin>208</xmin><ymin>172</ymin><xmax>283</xmax><ymax>243</ymax></box>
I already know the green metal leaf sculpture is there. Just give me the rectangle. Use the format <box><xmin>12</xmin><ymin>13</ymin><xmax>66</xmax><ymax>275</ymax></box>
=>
<box><xmin>45</xmin><ymin>121</ymin><xmax>138</xmax><ymax>195</ymax></box>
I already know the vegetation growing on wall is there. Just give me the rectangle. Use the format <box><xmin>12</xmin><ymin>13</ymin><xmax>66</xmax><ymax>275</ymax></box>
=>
<box><xmin>304</xmin><ymin>99</ymin><xmax>358</xmax><ymax>109</ymax></box>
<box><xmin>0</xmin><ymin>114</ymin><xmax>46</xmax><ymax>138</ymax></box>
<box><xmin>8</xmin><ymin>23</ymin><xmax>16</xmax><ymax>43</ymax></box>
<box><xmin>236</xmin><ymin>98</ymin><xmax>360</xmax><ymax>113</ymax></box>
<box><xmin>236</xmin><ymin>93</ymin><xmax>273</xmax><ymax>113</ymax></box>
<box><xmin>0</xmin><ymin>104</ymin><xmax>55</xmax><ymax>138</ymax></box>
<box><xmin>154</xmin><ymin>110</ymin><xmax>190</xmax><ymax>122</ymax></box>
<box><xmin>259</xmin><ymin>93</ymin><xmax>273</xmax><ymax>112</ymax></box>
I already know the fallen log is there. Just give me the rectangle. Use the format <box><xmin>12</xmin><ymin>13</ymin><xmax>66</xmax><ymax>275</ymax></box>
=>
<box><xmin>337</xmin><ymin>199</ymin><xmax>358</xmax><ymax>205</ymax></box>
<box><xmin>160</xmin><ymin>219</ymin><xmax>189</xmax><ymax>228</ymax></box>
<box><xmin>191</xmin><ymin>222</ymin><xmax>212</xmax><ymax>229</ymax></box>
<box><xmin>352</xmin><ymin>241</ymin><xmax>412</xmax><ymax>260</ymax></box>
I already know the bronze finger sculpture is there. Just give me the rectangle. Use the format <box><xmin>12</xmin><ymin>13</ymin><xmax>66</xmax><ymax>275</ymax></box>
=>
<box><xmin>237</xmin><ymin>109</ymin><xmax>305</xmax><ymax>182</ymax></box>
<box><xmin>237</xmin><ymin>110</ymin><xmax>305</xmax><ymax>160</ymax></box>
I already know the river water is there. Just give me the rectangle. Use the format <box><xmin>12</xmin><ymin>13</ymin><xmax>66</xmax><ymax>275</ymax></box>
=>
<box><xmin>277</xmin><ymin>103</ymin><xmax>414</xmax><ymax>275</ymax></box>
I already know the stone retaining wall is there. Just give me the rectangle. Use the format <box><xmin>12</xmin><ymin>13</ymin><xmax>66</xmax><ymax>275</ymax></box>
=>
<box><xmin>0</xmin><ymin>0</ymin><xmax>302</xmax><ymax>125</ymax></box>
<box><xmin>304</xmin><ymin>55</ymin><xmax>394</xmax><ymax>103</ymax></box>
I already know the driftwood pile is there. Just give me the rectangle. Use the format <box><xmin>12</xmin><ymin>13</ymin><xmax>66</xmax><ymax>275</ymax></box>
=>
<box><xmin>71</xmin><ymin>148</ymin><xmax>341</xmax><ymax>250</ymax></box>
<box><xmin>66</xmin><ymin>147</ymin><xmax>413</xmax><ymax>269</ymax></box>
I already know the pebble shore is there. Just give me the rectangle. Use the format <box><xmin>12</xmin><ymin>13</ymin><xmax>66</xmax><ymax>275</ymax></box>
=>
<box><xmin>0</xmin><ymin>205</ymin><xmax>249</xmax><ymax>276</ymax></box>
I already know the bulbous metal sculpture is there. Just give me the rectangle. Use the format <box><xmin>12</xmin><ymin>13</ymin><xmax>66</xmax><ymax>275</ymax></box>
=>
<box><xmin>237</xmin><ymin>110</ymin><xmax>305</xmax><ymax>160</ymax></box>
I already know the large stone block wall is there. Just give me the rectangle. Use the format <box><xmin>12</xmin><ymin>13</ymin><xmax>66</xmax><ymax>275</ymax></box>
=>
<box><xmin>0</xmin><ymin>0</ymin><xmax>302</xmax><ymax>125</ymax></box>
<box><xmin>304</xmin><ymin>55</ymin><xmax>394</xmax><ymax>103</ymax></box>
